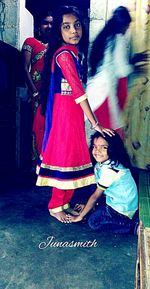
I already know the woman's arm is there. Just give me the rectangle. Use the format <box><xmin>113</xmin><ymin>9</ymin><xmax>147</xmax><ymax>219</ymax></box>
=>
<box><xmin>67</xmin><ymin>187</ymin><xmax>104</xmax><ymax>222</ymax></box>
<box><xmin>57</xmin><ymin>51</ymin><xmax>114</xmax><ymax>136</ymax></box>
<box><xmin>130</xmin><ymin>50</ymin><xmax>150</xmax><ymax>75</ymax></box>
<box><xmin>80</xmin><ymin>99</ymin><xmax>114</xmax><ymax>136</ymax></box>
<box><xmin>22</xmin><ymin>50</ymin><xmax>39</xmax><ymax>95</ymax></box>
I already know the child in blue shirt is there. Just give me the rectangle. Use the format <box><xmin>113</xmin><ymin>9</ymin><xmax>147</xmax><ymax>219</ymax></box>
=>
<box><xmin>67</xmin><ymin>132</ymin><xmax>139</xmax><ymax>234</ymax></box>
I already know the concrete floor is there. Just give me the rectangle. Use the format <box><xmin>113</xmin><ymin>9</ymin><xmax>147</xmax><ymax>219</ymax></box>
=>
<box><xmin>0</xmin><ymin>173</ymin><xmax>138</xmax><ymax>289</ymax></box>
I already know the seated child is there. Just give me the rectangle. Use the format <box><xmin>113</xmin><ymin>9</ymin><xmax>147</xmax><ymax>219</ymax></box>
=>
<box><xmin>67</xmin><ymin>132</ymin><xmax>139</xmax><ymax>235</ymax></box>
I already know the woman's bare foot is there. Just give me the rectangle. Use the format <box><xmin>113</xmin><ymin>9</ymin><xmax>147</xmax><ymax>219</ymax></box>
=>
<box><xmin>66</xmin><ymin>214</ymin><xmax>83</xmax><ymax>223</ymax></box>
<box><xmin>49</xmin><ymin>210</ymin><xmax>69</xmax><ymax>223</ymax></box>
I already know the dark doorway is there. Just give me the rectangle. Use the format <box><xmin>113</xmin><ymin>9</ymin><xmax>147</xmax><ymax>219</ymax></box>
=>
<box><xmin>0</xmin><ymin>41</ymin><xmax>22</xmax><ymax>175</ymax></box>
<box><xmin>26</xmin><ymin>0</ymin><xmax>90</xmax><ymax>16</ymax></box>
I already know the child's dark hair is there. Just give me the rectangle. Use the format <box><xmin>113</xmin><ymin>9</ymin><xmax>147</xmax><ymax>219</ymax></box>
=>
<box><xmin>90</xmin><ymin>131</ymin><xmax>131</xmax><ymax>168</ymax></box>
<box><xmin>40</xmin><ymin>6</ymin><xmax>87</xmax><ymax>114</ymax></box>
<box><xmin>89</xmin><ymin>6</ymin><xmax>132</xmax><ymax>76</ymax></box>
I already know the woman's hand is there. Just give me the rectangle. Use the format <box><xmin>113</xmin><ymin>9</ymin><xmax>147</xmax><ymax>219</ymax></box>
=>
<box><xmin>95</xmin><ymin>124</ymin><xmax>115</xmax><ymax>137</ymax></box>
<box><xmin>133</xmin><ymin>63</ymin><xmax>148</xmax><ymax>76</ymax></box>
<box><xmin>130</xmin><ymin>50</ymin><xmax>150</xmax><ymax>65</ymax></box>
<box><xmin>79</xmin><ymin>98</ymin><xmax>115</xmax><ymax>137</ymax></box>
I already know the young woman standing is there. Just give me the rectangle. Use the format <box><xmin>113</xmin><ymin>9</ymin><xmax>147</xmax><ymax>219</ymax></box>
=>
<box><xmin>36</xmin><ymin>6</ymin><xmax>113</xmax><ymax>222</ymax></box>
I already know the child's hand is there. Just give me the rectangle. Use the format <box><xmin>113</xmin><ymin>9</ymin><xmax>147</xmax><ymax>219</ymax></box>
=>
<box><xmin>66</xmin><ymin>214</ymin><xmax>83</xmax><ymax>223</ymax></box>
<box><xmin>74</xmin><ymin>204</ymin><xmax>85</xmax><ymax>213</ymax></box>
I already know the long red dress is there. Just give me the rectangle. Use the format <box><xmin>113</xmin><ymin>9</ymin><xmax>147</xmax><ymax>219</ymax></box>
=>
<box><xmin>36</xmin><ymin>45</ymin><xmax>95</xmax><ymax>193</ymax></box>
<box><xmin>22</xmin><ymin>37</ymin><xmax>46</xmax><ymax>156</ymax></box>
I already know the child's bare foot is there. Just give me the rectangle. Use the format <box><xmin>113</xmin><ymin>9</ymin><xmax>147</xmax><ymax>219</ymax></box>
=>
<box><xmin>49</xmin><ymin>210</ymin><xmax>68</xmax><ymax>223</ymax></box>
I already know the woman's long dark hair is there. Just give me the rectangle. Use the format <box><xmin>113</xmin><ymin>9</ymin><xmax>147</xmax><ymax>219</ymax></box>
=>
<box><xmin>40</xmin><ymin>6</ymin><xmax>87</xmax><ymax>114</ymax></box>
<box><xmin>89</xmin><ymin>6</ymin><xmax>131</xmax><ymax>76</ymax></box>
<box><xmin>89</xmin><ymin>131</ymin><xmax>131</xmax><ymax>169</ymax></box>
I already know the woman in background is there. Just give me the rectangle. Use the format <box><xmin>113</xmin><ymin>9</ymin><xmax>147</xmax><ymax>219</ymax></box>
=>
<box><xmin>22</xmin><ymin>11</ymin><xmax>53</xmax><ymax>165</ymax></box>
<box><xmin>86</xmin><ymin>6</ymin><xmax>132</xmax><ymax>137</ymax></box>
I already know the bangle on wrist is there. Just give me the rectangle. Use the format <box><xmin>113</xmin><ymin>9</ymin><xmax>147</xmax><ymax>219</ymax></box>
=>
<box><xmin>33</xmin><ymin>91</ymin><xmax>39</xmax><ymax>97</ymax></box>
<box><xmin>90</xmin><ymin>121</ymin><xmax>99</xmax><ymax>130</ymax></box>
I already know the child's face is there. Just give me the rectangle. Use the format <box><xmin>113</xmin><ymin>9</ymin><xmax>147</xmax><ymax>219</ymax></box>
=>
<box><xmin>92</xmin><ymin>137</ymin><xmax>109</xmax><ymax>163</ymax></box>
<box><xmin>61</xmin><ymin>14</ymin><xmax>82</xmax><ymax>45</ymax></box>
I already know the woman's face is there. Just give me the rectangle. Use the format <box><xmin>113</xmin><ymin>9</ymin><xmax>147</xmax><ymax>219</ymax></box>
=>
<box><xmin>92</xmin><ymin>137</ymin><xmax>109</xmax><ymax>163</ymax></box>
<box><xmin>40</xmin><ymin>16</ymin><xmax>53</xmax><ymax>35</ymax></box>
<box><xmin>61</xmin><ymin>13</ymin><xmax>82</xmax><ymax>45</ymax></box>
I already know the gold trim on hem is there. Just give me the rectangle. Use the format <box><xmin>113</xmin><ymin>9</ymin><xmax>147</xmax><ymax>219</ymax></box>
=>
<box><xmin>49</xmin><ymin>204</ymin><xmax>70</xmax><ymax>214</ymax></box>
<box><xmin>49</xmin><ymin>207</ymin><xmax>63</xmax><ymax>213</ymax></box>
<box><xmin>63</xmin><ymin>203</ymin><xmax>70</xmax><ymax>210</ymax></box>
<box><xmin>41</xmin><ymin>162</ymin><xmax>92</xmax><ymax>171</ymax></box>
<box><xmin>36</xmin><ymin>165</ymin><xmax>40</xmax><ymax>175</ymax></box>
<box><xmin>36</xmin><ymin>175</ymin><xmax>96</xmax><ymax>190</ymax></box>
